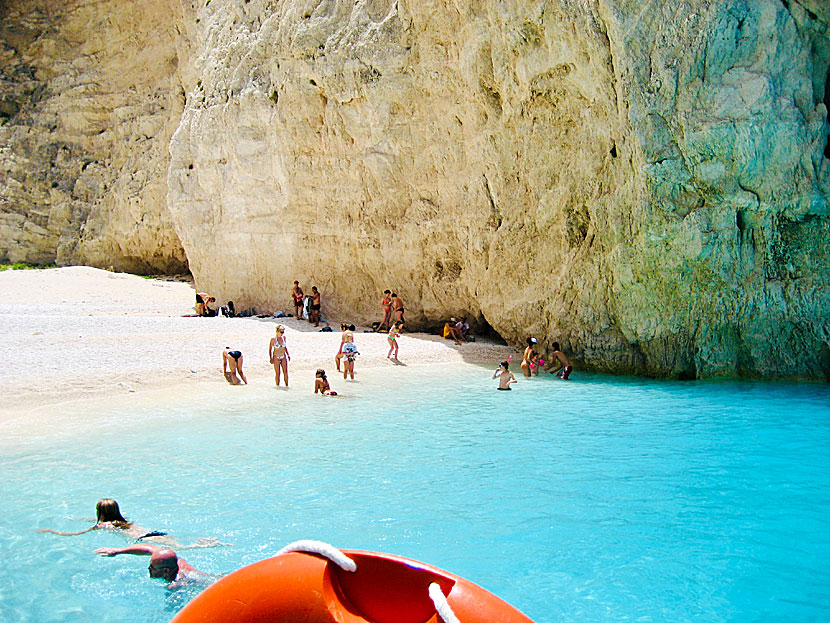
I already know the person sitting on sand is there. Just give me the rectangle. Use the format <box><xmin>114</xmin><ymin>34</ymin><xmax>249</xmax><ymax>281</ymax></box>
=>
<box><xmin>269</xmin><ymin>325</ymin><xmax>290</xmax><ymax>387</ymax></box>
<box><xmin>387</xmin><ymin>321</ymin><xmax>402</xmax><ymax>359</ymax></box>
<box><xmin>545</xmin><ymin>342</ymin><xmax>573</xmax><ymax>380</ymax></box>
<box><xmin>314</xmin><ymin>369</ymin><xmax>337</xmax><ymax>396</ymax></box>
<box><xmin>196</xmin><ymin>293</ymin><xmax>216</xmax><ymax>317</ymax></box>
<box><xmin>94</xmin><ymin>544</ymin><xmax>212</xmax><ymax>588</ymax></box>
<box><xmin>520</xmin><ymin>337</ymin><xmax>538</xmax><ymax>377</ymax></box>
<box><xmin>376</xmin><ymin>290</ymin><xmax>393</xmax><ymax>332</ymax></box>
<box><xmin>222</xmin><ymin>347</ymin><xmax>248</xmax><ymax>385</ymax></box>
<box><xmin>291</xmin><ymin>281</ymin><xmax>304</xmax><ymax>319</ymax></box>
<box><xmin>493</xmin><ymin>361</ymin><xmax>517</xmax><ymax>390</ymax></box>
<box><xmin>38</xmin><ymin>498</ymin><xmax>223</xmax><ymax>550</ymax></box>
<box><xmin>442</xmin><ymin>318</ymin><xmax>466</xmax><ymax>344</ymax></box>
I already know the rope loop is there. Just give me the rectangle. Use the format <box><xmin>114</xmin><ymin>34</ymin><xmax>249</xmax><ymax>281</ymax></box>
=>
<box><xmin>275</xmin><ymin>539</ymin><xmax>357</xmax><ymax>572</ymax></box>
<box><xmin>429</xmin><ymin>582</ymin><xmax>461</xmax><ymax>623</ymax></box>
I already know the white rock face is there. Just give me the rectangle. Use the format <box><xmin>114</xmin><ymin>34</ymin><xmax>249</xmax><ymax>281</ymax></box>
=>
<box><xmin>2</xmin><ymin>0</ymin><xmax>829</xmax><ymax>378</ymax></box>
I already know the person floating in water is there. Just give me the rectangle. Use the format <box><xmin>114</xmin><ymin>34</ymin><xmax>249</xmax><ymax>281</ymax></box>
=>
<box><xmin>94</xmin><ymin>544</ymin><xmax>212</xmax><ymax>588</ymax></box>
<box><xmin>38</xmin><ymin>498</ymin><xmax>225</xmax><ymax>549</ymax></box>
<box><xmin>314</xmin><ymin>369</ymin><xmax>337</xmax><ymax>396</ymax></box>
<box><xmin>222</xmin><ymin>347</ymin><xmax>247</xmax><ymax>385</ymax></box>
<box><xmin>269</xmin><ymin>325</ymin><xmax>290</xmax><ymax>387</ymax></box>
<box><xmin>545</xmin><ymin>342</ymin><xmax>573</xmax><ymax>380</ymax></box>
<box><xmin>493</xmin><ymin>361</ymin><xmax>517</xmax><ymax>390</ymax></box>
<box><xmin>387</xmin><ymin>321</ymin><xmax>402</xmax><ymax>360</ymax></box>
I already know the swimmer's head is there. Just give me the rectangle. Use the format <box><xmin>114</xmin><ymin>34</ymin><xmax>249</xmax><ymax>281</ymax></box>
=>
<box><xmin>500</xmin><ymin>361</ymin><xmax>509</xmax><ymax>370</ymax></box>
<box><xmin>148</xmin><ymin>549</ymin><xmax>178</xmax><ymax>581</ymax></box>
<box><xmin>96</xmin><ymin>499</ymin><xmax>127</xmax><ymax>524</ymax></box>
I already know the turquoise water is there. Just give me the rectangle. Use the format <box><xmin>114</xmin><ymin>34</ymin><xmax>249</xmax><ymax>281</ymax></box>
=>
<box><xmin>1</xmin><ymin>364</ymin><xmax>829</xmax><ymax>623</ymax></box>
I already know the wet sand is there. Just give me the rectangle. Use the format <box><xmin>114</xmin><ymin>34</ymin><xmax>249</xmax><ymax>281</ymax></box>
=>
<box><xmin>0</xmin><ymin>267</ymin><xmax>516</xmax><ymax>419</ymax></box>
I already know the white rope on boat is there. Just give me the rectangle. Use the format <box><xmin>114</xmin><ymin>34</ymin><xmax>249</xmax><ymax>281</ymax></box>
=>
<box><xmin>429</xmin><ymin>582</ymin><xmax>461</xmax><ymax>623</ymax></box>
<box><xmin>275</xmin><ymin>540</ymin><xmax>357</xmax><ymax>572</ymax></box>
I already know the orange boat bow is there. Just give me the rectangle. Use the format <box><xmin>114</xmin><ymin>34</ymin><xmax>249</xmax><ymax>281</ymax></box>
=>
<box><xmin>171</xmin><ymin>549</ymin><xmax>535</xmax><ymax>623</ymax></box>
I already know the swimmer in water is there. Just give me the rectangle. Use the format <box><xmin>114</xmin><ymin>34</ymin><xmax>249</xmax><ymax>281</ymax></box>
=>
<box><xmin>223</xmin><ymin>347</ymin><xmax>248</xmax><ymax>385</ymax></box>
<box><xmin>493</xmin><ymin>361</ymin><xmax>517</xmax><ymax>390</ymax></box>
<box><xmin>314</xmin><ymin>369</ymin><xmax>338</xmax><ymax>396</ymax></box>
<box><xmin>94</xmin><ymin>544</ymin><xmax>215</xmax><ymax>588</ymax></box>
<box><xmin>38</xmin><ymin>498</ymin><xmax>226</xmax><ymax>549</ymax></box>
<box><xmin>520</xmin><ymin>337</ymin><xmax>537</xmax><ymax>377</ymax></box>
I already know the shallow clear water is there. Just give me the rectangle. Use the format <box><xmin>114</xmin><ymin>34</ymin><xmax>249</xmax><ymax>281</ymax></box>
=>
<box><xmin>1</xmin><ymin>364</ymin><xmax>829</xmax><ymax>623</ymax></box>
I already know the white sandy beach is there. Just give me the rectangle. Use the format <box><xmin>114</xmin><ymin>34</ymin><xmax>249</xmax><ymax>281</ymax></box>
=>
<box><xmin>0</xmin><ymin>267</ymin><xmax>516</xmax><ymax>418</ymax></box>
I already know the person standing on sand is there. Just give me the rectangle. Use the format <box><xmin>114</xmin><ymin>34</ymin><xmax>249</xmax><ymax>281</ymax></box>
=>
<box><xmin>545</xmin><ymin>342</ymin><xmax>573</xmax><ymax>380</ymax></box>
<box><xmin>222</xmin><ymin>347</ymin><xmax>247</xmax><ymax>385</ymax></box>
<box><xmin>520</xmin><ymin>337</ymin><xmax>537</xmax><ymax>377</ymax></box>
<box><xmin>342</xmin><ymin>324</ymin><xmax>359</xmax><ymax>380</ymax></box>
<box><xmin>335</xmin><ymin>323</ymin><xmax>352</xmax><ymax>372</ymax></box>
<box><xmin>310</xmin><ymin>286</ymin><xmax>321</xmax><ymax>327</ymax></box>
<box><xmin>291</xmin><ymin>281</ymin><xmax>304</xmax><ymax>319</ymax></box>
<box><xmin>94</xmin><ymin>544</ymin><xmax>211</xmax><ymax>588</ymax></box>
<box><xmin>269</xmin><ymin>325</ymin><xmax>290</xmax><ymax>387</ymax></box>
<box><xmin>387</xmin><ymin>321</ymin><xmax>402</xmax><ymax>359</ymax></box>
<box><xmin>493</xmin><ymin>361</ymin><xmax>517</xmax><ymax>390</ymax></box>
<box><xmin>391</xmin><ymin>293</ymin><xmax>405</xmax><ymax>324</ymax></box>
<box><xmin>376</xmin><ymin>290</ymin><xmax>393</xmax><ymax>332</ymax></box>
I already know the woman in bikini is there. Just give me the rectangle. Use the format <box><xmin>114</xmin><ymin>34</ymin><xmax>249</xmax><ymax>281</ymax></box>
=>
<box><xmin>314</xmin><ymin>369</ymin><xmax>337</xmax><ymax>396</ymax></box>
<box><xmin>269</xmin><ymin>325</ymin><xmax>290</xmax><ymax>387</ymax></box>
<box><xmin>38</xmin><ymin>498</ymin><xmax>224</xmax><ymax>549</ymax></box>
<box><xmin>520</xmin><ymin>337</ymin><xmax>538</xmax><ymax>377</ymax></box>
<box><xmin>222</xmin><ymin>347</ymin><xmax>248</xmax><ymax>384</ymax></box>
<box><xmin>376</xmin><ymin>290</ymin><xmax>392</xmax><ymax>332</ymax></box>
<box><xmin>387</xmin><ymin>321</ymin><xmax>402</xmax><ymax>359</ymax></box>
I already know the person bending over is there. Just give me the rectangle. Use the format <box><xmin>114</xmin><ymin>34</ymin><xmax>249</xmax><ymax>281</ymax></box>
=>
<box><xmin>545</xmin><ymin>342</ymin><xmax>573</xmax><ymax>380</ymax></box>
<box><xmin>223</xmin><ymin>347</ymin><xmax>248</xmax><ymax>385</ymax></box>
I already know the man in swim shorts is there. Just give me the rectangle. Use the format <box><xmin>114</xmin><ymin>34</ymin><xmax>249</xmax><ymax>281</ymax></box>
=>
<box><xmin>291</xmin><ymin>281</ymin><xmax>304</xmax><ymax>319</ymax></box>
<box><xmin>545</xmin><ymin>342</ymin><xmax>573</xmax><ymax>380</ymax></box>
<box><xmin>94</xmin><ymin>544</ymin><xmax>209</xmax><ymax>587</ymax></box>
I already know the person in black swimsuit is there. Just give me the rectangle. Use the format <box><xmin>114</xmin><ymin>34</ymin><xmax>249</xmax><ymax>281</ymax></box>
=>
<box><xmin>222</xmin><ymin>347</ymin><xmax>248</xmax><ymax>385</ymax></box>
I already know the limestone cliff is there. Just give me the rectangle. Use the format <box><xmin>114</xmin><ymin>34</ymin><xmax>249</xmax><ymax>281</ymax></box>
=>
<box><xmin>0</xmin><ymin>0</ymin><xmax>188</xmax><ymax>273</ymax></box>
<box><xmin>2</xmin><ymin>0</ymin><xmax>829</xmax><ymax>379</ymax></box>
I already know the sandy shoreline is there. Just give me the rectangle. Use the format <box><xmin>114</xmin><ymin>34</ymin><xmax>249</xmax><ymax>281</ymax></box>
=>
<box><xmin>0</xmin><ymin>267</ymin><xmax>517</xmax><ymax>419</ymax></box>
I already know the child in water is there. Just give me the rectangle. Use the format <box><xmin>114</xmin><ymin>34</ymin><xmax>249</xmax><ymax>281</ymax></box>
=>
<box><xmin>493</xmin><ymin>361</ymin><xmax>517</xmax><ymax>390</ymax></box>
<box><xmin>314</xmin><ymin>369</ymin><xmax>338</xmax><ymax>396</ymax></box>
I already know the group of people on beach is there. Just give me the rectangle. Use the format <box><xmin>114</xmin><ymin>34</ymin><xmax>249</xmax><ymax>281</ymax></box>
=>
<box><xmin>291</xmin><ymin>281</ymin><xmax>322</xmax><ymax>326</ymax></box>
<box><xmin>39</xmin><ymin>498</ymin><xmax>223</xmax><ymax>588</ymax></box>
<box><xmin>219</xmin><ymin>283</ymin><xmax>409</xmax><ymax>395</ymax></box>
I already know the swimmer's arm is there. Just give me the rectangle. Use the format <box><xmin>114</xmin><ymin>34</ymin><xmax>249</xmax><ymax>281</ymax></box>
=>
<box><xmin>39</xmin><ymin>525</ymin><xmax>97</xmax><ymax>536</ymax></box>
<box><xmin>95</xmin><ymin>545</ymin><xmax>157</xmax><ymax>557</ymax></box>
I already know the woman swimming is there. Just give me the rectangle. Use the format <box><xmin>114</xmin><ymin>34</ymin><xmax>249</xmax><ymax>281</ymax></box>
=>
<box><xmin>269</xmin><ymin>325</ymin><xmax>290</xmax><ymax>387</ymax></box>
<box><xmin>38</xmin><ymin>498</ymin><xmax>225</xmax><ymax>549</ymax></box>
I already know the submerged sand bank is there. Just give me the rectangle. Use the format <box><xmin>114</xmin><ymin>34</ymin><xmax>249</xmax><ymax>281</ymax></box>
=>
<box><xmin>0</xmin><ymin>267</ymin><xmax>516</xmax><ymax>418</ymax></box>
